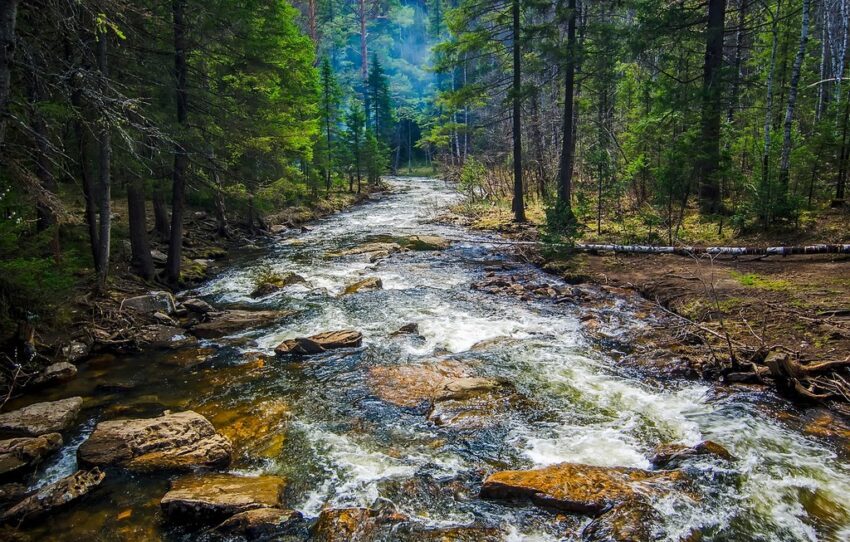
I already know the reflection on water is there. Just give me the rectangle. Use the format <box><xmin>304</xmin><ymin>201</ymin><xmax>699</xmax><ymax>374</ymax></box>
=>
<box><xmin>14</xmin><ymin>178</ymin><xmax>850</xmax><ymax>541</ymax></box>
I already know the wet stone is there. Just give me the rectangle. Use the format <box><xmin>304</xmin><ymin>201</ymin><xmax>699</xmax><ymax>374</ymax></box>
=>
<box><xmin>311</xmin><ymin>507</ymin><xmax>407</xmax><ymax>542</ymax></box>
<box><xmin>341</xmin><ymin>277</ymin><xmax>383</xmax><ymax>296</ymax></box>
<box><xmin>215</xmin><ymin>507</ymin><xmax>303</xmax><ymax>538</ymax></box>
<box><xmin>121</xmin><ymin>291</ymin><xmax>176</xmax><ymax>315</ymax></box>
<box><xmin>160</xmin><ymin>347</ymin><xmax>217</xmax><ymax>368</ymax></box>
<box><xmin>0</xmin><ymin>397</ymin><xmax>83</xmax><ymax>436</ymax></box>
<box><xmin>137</xmin><ymin>325</ymin><xmax>199</xmax><ymax>349</ymax></box>
<box><xmin>0</xmin><ymin>433</ymin><xmax>62</xmax><ymax>479</ymax></box>
<box><xmin>191</xmin><ymin>310</ymin><xmax>295</xmax><ymax>339</ymax></box>
<box><xmin>77</xmin><ymin>410</ymin><xmax>232</xmax><ymax>472</ymax></box>
<box><xmin>274</xmin><ymin>330</ymin><xmax>362</xmax><ymax>356</ymax></box>
<box><xmin>160</xmin><ymin>473</ymin><xmax>286</xmax><ymax>522</ymax></box>
<box><xmin>31</xmin><ymin>362</ymin><xmax>77</xmax><ymax>387</ymax></box>
<box><xmin>582</xmin><ymin>501</ymin><xmax>661</xmax><ymax>542</ymax></box>
<box><xmin>650</xmin><ymin>440</ymin><xmax>735</xmax><ymax>468</ymax></box>
<box><xmin>1</xmin><ymin>469</ymin><xmax>105</xmax><ymax>524</ymax></box>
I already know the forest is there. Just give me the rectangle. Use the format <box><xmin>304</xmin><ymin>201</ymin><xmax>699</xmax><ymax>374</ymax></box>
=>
<box><xmin>0</xmin><ymin>1</ymin><xmax>849</xmax><ymax>541</ymax></box>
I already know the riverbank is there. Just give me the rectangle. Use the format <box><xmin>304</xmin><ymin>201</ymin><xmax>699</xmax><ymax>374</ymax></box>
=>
<box><xmin>441</xmin><ymin>201</ymin><xmax>850</xmax><ymax>416</ymax></box>
<box><xmin>0</xmin><ymin>184</ymin><xmax>387</xmax><ymax>409</ymax></box>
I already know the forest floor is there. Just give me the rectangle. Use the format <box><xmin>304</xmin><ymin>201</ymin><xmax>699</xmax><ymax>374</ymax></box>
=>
<box><xmin>443</xmin><ymin>199</ymin><xmax>850</xmax><ymax>420</ymax></box>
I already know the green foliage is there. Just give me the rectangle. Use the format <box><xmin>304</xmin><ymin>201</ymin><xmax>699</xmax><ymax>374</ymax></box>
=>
<box><xmin>458</xmin><ymin>157</ymin><xmax>486</xmax><ymax>201</ymax></box>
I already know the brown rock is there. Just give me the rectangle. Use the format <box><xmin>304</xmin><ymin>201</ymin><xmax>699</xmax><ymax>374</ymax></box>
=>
<box><xmin>332</xmin><ymin>242</ymin><xmax>402</xmax><ymax>258</ymax></box>
<box><xmin>311</xmin><ymin>507</ymin><xmax>407</xmax><ymax>542</ymax></box>
<box><xmin>390</xmin><ymin>323</ymin><xmax>419</xmax><ymax>336</ymax></box>
<box><xmin>2</xmin><ymin>469</ymin><xmax>105</xmax><ymax>524</ymax></box>
<box><xmin>160</xmin><ymin>473</ymin><xmax>285</xmax><ymax>521</ymax></box>
<box><xmin>181</xmin><ymin>298</ymin><xmax>216</xmax><ymax>314</ymax></box>
<box><xmin>480</xmin><ymin>463</ymin><xmax>685</xmax><ymax>514</ymax></box>
<box><xmin>401</xmin><ymin>235</ymin><xmax>451</xmax><ymax>251</ymax></box>
<box><xmin>342</xmin><ymin>277</ymin><xmax>383</xmax><ymax>296</ymax></box>
<box><xmin>650</xmin><ymin>440</ymin><xmax>735</xmax><ymax>468</ymax></box>
<box><xmin>160</xmin><ymin>347</ymin><xmax>217</xmax><ymax>368</ymax></box>
<box><xmin>191</xmin><ymin>310</ymin><xmax>295</xmax><ymax>339</ymax></box>
<box><xmin>582</xmin><ymin>501</ymin><xmax>660</xmax><ymax>542</ymax></box>
<box><xmin>121</xmin><ymin>291</ymin><xmax>176</xmax><ymax>315</ymax></box>
<box><xmin>250</xmin><ymin>272</ymin><xmax>307</xmax><ymax>298</ymax></box>
<box><xmin>137</xmin><ymin>325</ymin><xmax>199</xmax><ymax>349</ymax></box>
<box><xmin>77</xmin><ymin>411</ymin><xmax>232</xmax><ymax>472</ymax></box>
<box><xmin>198</xmin><ymin>399</ymin><xmax>289</xmax><ymax>460</ymax></box>
<box><xmin>274</xmin><ymin>330</ymin><xmax>363</xmax><ymax>356</ymax></box>
<box><xmin>0</xmin><ymin>397</ymin><xmax>83</xmax><ymax>436</ymax></box>
<box><xmin>369</xmin><ymin>361</ymin><xmax>471</xmax><ymax>408</ymax></box>
<box><xmin>0</xmin><ymin>433</ymin><xmax>62</xmax><ymax>478</ymax></box>
<box><xmin>215</xmin><ymin>508</ymin><xmax>302</xmax><ymax>537</ymax></box>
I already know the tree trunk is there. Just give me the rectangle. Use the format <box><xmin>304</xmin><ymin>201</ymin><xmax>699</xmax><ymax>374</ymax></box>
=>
<box><xmin>167</xmin><ymin>0</ymin><xmax>188</xmax><ymax>285</ymax></box>
<box><xmin>511</xmin><ymin>0</ymin><xmax>525</xmax><ymax>223</ymax></box>
<box><xmin>761</xmin><ymin>13</ymin><xmax>779</xmax><ymax>226</ymax></box>
<box><xmin>698</xmin><ymin>0</ymin><xmax>727</xmax><ymax>214</ymax></box>
<box><xmin>777</xmin><ymin>0</ymin><xmax>811</xmax><ymax>196</ymax></box>
<box><xmin>127</xmin><ymin>178</ymin><xmax>154</xmax><ymax>280</ymax></box>
<box><xmin>727</xmin><ymin>0</ymin><xmax>747</xmax><ymax>123</ymax></box>
<box><xmin>0</xmin><ymin>0</ymin><xmax>18</xmax><ymax>155</ymax></box>
<box><xmin>27</xmin><ymin>73</ymin><xmax>56</xmax><ymax>233</ymax></box>
<box><xmin>556</xmin><ymin>0</ymin><xmax>577</xmax><ymax>212</ymax></box>
<box><xmin>152</xmin><ymin>182</ymin><xmax>170</xmax><ymax>240</ymax></box>
<box><xmin>95</xmin><ymin>28</ymin><xmax>111</xmax><ymax>291</ymax></box>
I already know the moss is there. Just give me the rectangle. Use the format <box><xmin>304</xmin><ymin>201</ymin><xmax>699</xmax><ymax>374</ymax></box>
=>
<box><xmin>730</xmin><ymin>272</ymin><xmax>791</xmax><ymax>291</ymax></box>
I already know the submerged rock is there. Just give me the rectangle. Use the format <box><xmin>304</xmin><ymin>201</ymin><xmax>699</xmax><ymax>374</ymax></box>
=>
<box><xmin>274</xmin><ymin>330</ymin><xmax>363</xmax><ymax>356</ymax></box>
<box><xmin>160</xmin><ymin>473</ymin><xmax>286</xmax><ymax>522</ymax></box>
<box><xmin>650</xmin><ymin>440</ymin><xmax>735</xmax><ymax>468</ymax></box>
<box><xmin>0</xmin><ymin>433</ymin><xmax>62</xmax><ymax>478</ymax></box>
<box><xmin>160</xmin><ymin>347</ymin><xmax>217</xmax><ymax>368</ymax></box>
<box><xmin>1</xmin><ymin>468</ymin><xmax>104</xmax><ymax>524</ymax></box>
<box><xmin>582</xmin><ymin>501</ymin><xmax>660</xmax><ymax>542</ymax></box>
<box><xmin>199</xmin><ymin>398</ymin><xmax>290</xmax><ymax>460</ymax></box>
<box><xmin>311</xmin><ymin>507</ymin><xmax>407</xmax><ymax>542</ymax></box>
<box><xmin>121</xmin><ymin>291</ymin><xmax>176</xmax><ymax>315</ymax></box>
<box><xmin>215</xmin><ymin>507</ymin><xmax>303</xmax><ymax>537</ymax></box>
<box><xmin>137</xmin><ymin>325</ymin><xmax>199</xmax><ymax>349</ymax></box>
<box><xmin>480</xmin><ymin>462</ymin><xmax>685</xmax><ymax>514</ymax></box>
<box><xmin>0</xmin><ymin>397</ymin><xmax>83</xmax><ymax>436</ymax></box>
<box><xmin>341</xmin><ymin>277</ymin><xmax>383</xmax><ymax>296</ymax></box>
<box><xmin>31</xmin><ymin>362</ymin><xmax>77</xmax><ymax>387</ymax></box>
<box><xmin>191</xmin><ymin>310</ymin><xmax>295</xmax><ymax>339</ymax></box>
<box><xmin>77</xmin><ymin>410</ymin><xmax>232</xmax><ymax>471</ymax></box>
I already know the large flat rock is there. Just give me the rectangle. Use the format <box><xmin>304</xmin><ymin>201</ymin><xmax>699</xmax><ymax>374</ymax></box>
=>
<box><xmin>160</xmin><ymin>473</ymin><xmax>286</xmax><ymax>521</ymax></box>
<box><xmin>0</xmin><ymin>433</ymin><xmax>62</xmax><ymax>478</ymax></box>
<box><xmin>480</xmin><ymin>462</ymin><xmax>685</xmax><ymax>514</ymax></box>
<box><xmin>1</xmin><ymin>469</ymin><xmax>104</xmax><ymax>524</ymax></box>
<box><xmin>77</xmin><ymin>411</ymin><xmax>231</xmax><ymax>471</ymax></box>
<box><xmin>0</xmin><ymin>397</ymin><xmax>83</xmax><ymax>436</ymax></box>
<box><xmin>192</xmin><ymin>310</ymin><xmax>295</xmax><ymax>339</ymax></box>
<box><xmin>274</xmin><ymin>330</ymin><xmax>362</xmax><ymax>356</ymax></box>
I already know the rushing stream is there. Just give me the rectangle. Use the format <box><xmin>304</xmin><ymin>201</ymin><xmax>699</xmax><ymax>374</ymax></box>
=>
<box><xmin>14</xmin><ymin>177</ymin><xmax>850</xmax><ymax>541</ymax></box>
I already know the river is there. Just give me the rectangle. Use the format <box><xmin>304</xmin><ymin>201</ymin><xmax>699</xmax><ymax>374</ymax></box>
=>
<box><xmin>16</xmin><ymin>177</ymin><xmax>850</xmax><ymax>541</ymax></box>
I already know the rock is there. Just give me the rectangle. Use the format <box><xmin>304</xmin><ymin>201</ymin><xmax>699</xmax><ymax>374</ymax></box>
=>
<box><xmin>150</xmin><ymin>249</ymin><xmax>168</xmax><ymax>265</ymax></box>
<box><xmin>77</xmin><ymin>410</ymin><xmax>232</xmax><ymax>472</ymax></box>
<box><xmin>181</xmin><ymin>298</ymin><xmax>216</xmax><ymax>314</ymax></box>
<box><xmin>1</xmin><ymin>469</ymin><xmax>105</xmax><ymax>524</ymax></box>
<box><xmin>193</xmin><ymin>211</ymin><xmax>208</xmax><ymax>220</ymax></box>
<box><xmin>401</xmin><ymin>235</ymin><xmax>451</xmax><ymax>251</ymax></box>
<box><xmin>137</xmin><ymin>325</ymin><xmax>199</xmax><ymax>349</ymax></box>
<box><xmin>0</xmin><ymin>483</ymin><xmax>27</xmax><ymax>507</ymax></box>
<box><xmin>121</xmin><ymin>291</ymin><xmax>176</xmax><ymax>315</ymax></box>
<box><xmin>332</xmin><ymin>242</ymin><xmax>402</xmax><ymax>259</ymax></box>
<box><xmin>0</xmin><ymin>433</ymin><xmax>62</xmax><ymax>478</ymax></box>
<box><xmin>274</xmin><ymin>330</ymin><xmax>363</xmax><ymax>356</ymax></box>
<box><xmin>0</xmin><ymin>397</ymin><xmax>83</xmax><ymax>436</ymax></box>
<box><xmin>250</xmin><ymin>272</ymin><xmax>307</xmax><ymax>298</ymax></box>
<box><xmin>311</xmin><ymin>507</ymin><xmax>407</xmax><ymax>542</ymax></box>
<box><xmin>160</xmin><ymin>473</ymin><xmax>285</xmax><ymax>521</ymax></box>
<box><xmin>390</xmin><ymin>323</ymin><xmax>419</xmax><ymax>336</ymax></box>
<box><xmin>270</xmin><ymin>224</ymin><xmax>288</xmax><ymax>234</ymax></box>
<box><xmin>191</xmin><ymin>310</ymin><xmax>294</xmax><ymax>339</ymax></box>
<box><xmin>31</xmin><ymin>362</ymin><xmax>77</xmax><ymax>387</ymax></box>
<box><xmin>395</xmin><ymin>526</ymin><xmax>503</xmax><ymax>542</ymax></box>
<box><xmin>152</xmin><ymin>311</ymin><xmax>178</xmax><ymax>326</ymax></box>
<box><xmin>650</xmin><ymin>440</ymin><xmax>735</xmax><ymax>468</ymax></box>
<box><xmin>582</xmin><ymin>501</ymin><xmax>660</xmax><ymax>542</ymax></box>
<box><xmin>215</xmin><ymin>508</ymin><xmax>302</xmax><ymax>537</ymax></box>
<box><xmin>60</xmin><ymin>341</ymin><xmax>90</xmax><ymax>363</ymax></box>
<box><xmin>480</xmin><ymin>463</ymin><xmax>686</xmax><ymax>514</ymax></box>
<box><xmin>341</xmin><ymin>277</ymin><xmax>383</xmax><ymax>296</ymax></box>
<box><xmin>368</xmin><ymin>361</ymin><xmax>475</xmax><ymax>408</ymax></box>
<box><xmin>160</xmin><ymin>347</ymin><xmax>217</xmax><ymax>368</ymax></box>
<box><xmin>198</xmin><ymin>398</ymin><xmax>289</xmax><ymax>460</ymax></box>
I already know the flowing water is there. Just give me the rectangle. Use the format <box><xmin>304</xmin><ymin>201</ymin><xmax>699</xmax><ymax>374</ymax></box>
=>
<box><xmin>13</xmin><ymin>177</ymin><xmax>850</xmax><ymax>541</ymax></box>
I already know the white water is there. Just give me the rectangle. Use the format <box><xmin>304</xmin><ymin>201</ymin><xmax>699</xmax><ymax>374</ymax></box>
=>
<box><xmin>195</xmin><ymin>178</ymin><xmax>850</xmax><ymax>541</ymax></box>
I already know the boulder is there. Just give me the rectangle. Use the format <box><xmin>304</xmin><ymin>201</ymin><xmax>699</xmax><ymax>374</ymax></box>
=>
<box><xmin>77</xmin><ymin>411</ymin><xmax>232</xmax><ymax>472</ymax></box>
<box><xmin>368</xmin><ymin>361</ymin><xmax>475</xmax><ymax>408</ymax></box>
<box><xmin>270</xmin><ymin>224</ymin><xmax>288</xmax><ymax>234</ymax></box>
<box><xmin>0</xmin><ymin>397</ymin><xmax>83</xmax><ymax>436</ymax></box>
<box><xmin>250</xmin><ymin>272</ymin><xmax>307</xmax><ymax>298</ymax></box>
<box><xmin>121</xmin><ymin>291</ymin><xmax>176</xmax><ymax>315</ymax></box>
<box><xmin>311</xmin><ymin>507</ymin><xmax>407</xmax><ymax>542</ymax></box>
<box><xmin>341</xmin><ymin>277</ymin><xmax>383</xmax><ymax>296</ymax></box>
<box><xmin>215</xmin><ymin>508</ymin><xmax>302</xmax><ymax>537</ymax></box>
<box><xmin>401</xmin><ymin>235</ymin><xmax>451</xmax><ymax>251</ymax></box>
<box><xmin>181</xmin><ymin>298</ymin><xmax>216</xmax><ymax>314</ymax></box>
<box><xmin>160</xmin><ymin>473</ymin><xmax>285</xmax><ymax>521</ymax></box>
<box><xmin>480</xmin><ymin>463</ymin><xmax>685</xmax><ymax>514</ymax></box>
<box><xmin>0</xmin><ymin>433</ymin><xmax>62</xmax><ymax>478</ymax></box>
<box><xmin>582</xmin><ymin>501</ymin><xmax>660</xmax><ymax>542</ymax></box>
<box><xmin>150</xmin><ymin>249</ymin><xmax>168</xmax><ymax>265</ymax></box>
<box><xmin>650</xmin><ymin>440</ymin><xmax>734</xmax><ymax>468</ymax></box>
<box><xmin>191</xmin><ymin>310</ymin><xmax>294</xmax><ymax>339</ymax></box>
<box><xmin>31</xmin><ymin>362</ymin><xmax>77</xmax><ymax>387</ymax></box>
<box><xmin>60</xmin><ymin>341</ymin><xmax>90</xmax><ymax>363</ymax></box>
<box><xmin>390</xmin><ymin>323</ymin><xmax>419</xmax><ymax>336</ymax></box>
<box><xmin>274</xmin><ymin>330</ymin><xmax>363</xmax><ymax>356</ymax></box>
<box><xmin>331</xmin><ymin>242</ymin><xmax>402</xmax><ymax>259</ymax></box>
<box><xmin>137</xmin><ymin>325</ymin><xmax>199</xmax><ymax>349</ymax></box>
<box><xmin>1</xmin><ymin>469</ymin><xmax>104</xmax><ymax>524</ymax></box>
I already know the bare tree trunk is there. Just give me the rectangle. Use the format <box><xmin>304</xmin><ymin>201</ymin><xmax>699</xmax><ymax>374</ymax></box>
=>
<box><xmin>96</xmin><ymin>28</ymin><xmax>111</xmax><ymax>290</ymax></box>
<box><xmin>778</xmin><ymin>0</ymin><xmax>811</xmax><ymax>196</ymax></box>
<box><xmin>308</xmin><ymin>0</ymin><xmax>318</xmax><ymax>54</ymax></box>
<box><xmin>167</xmin><ymin>0</ymin><xmax>188</xmax><ymax>285</ymax></box>
<box><xmin>511</xmin><ymin>0</ymin><xmax>525</xmax><ymax>223</ymax></box>
<box><xmin>698</xmin><ymin>0</ymin><xmax>727</xmax><ymax>214</ymax></box>
<box><xmin>127</xmin><ymin>178</ymin><xmax>154</xmax><ymax>280</ymax></box>
<box><xmin>816</xmin><ymin>2</ymin><xmax>828</xmax><ymax>122</ymax></box>
<box><xmin>556</xmin><ymin>0</ymin><xmax>577</xmax><ymax>213</ymax></box>
<box><xmin>0</xmin><ymin>0</ymin><xmax>18</xmax><ymax>155</ymax></box>
<box><xmin>727</xmin><ymin>0</ymin><xmax>747</xmax><ymax>123</ymax></box>
<box><xmin>761</xmin><ymin>11</ymin><xmax>779</xmax><ymax>226</ymax></box>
